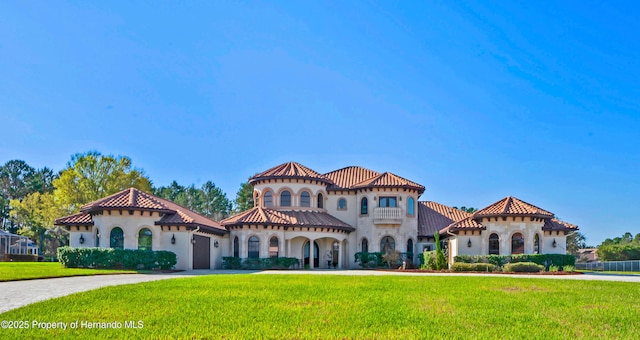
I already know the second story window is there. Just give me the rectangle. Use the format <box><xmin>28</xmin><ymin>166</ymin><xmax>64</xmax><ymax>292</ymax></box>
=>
<box><xmin>264</xmin><ymin>192</ymin><xmax>273</xmax><ymax>207</ymax></box>
<box><xmin>379</xmin><ymin>197</ymin><xmax>397</xmax><ymax>207</ymax></box>
<box><xmin>280</xmin><ymin>190</ymin><xmax>291</xmax><ymax>207</ymax></box>
<box><xmin>338</xmin><ymin>198</ymin><xmax>347</xmax><ymax>210</ymax></box>
<box><xmin>317</xmin><ymin>193</ymin><xmax>324</xmax><ymax>209</ymax></box>
<box><xmin>407</xmin><ymin>197</ymin><xmax>415</xmax><ymax>216</ymax></box>
<box><xmin>360</xmin><ymin>197</ymin><xmax>368</xmax><ymax>215</ymax></box>
<box><xmin>300</xmin><ymin>191</ymin><xmax>311</xmax><ymax>207</ymax></box>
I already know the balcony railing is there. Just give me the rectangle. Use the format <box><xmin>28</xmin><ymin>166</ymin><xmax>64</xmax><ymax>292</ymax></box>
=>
<box><xmin>373</xmin><ymin>207</ymin><xmax>402</xmax><ymax>224</ymax></box>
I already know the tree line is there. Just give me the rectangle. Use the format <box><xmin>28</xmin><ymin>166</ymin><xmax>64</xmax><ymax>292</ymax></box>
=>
<box><xmin>1</xmin><ymin>151</ymin><xmax>254</xmax><ymax>257</ymax></box>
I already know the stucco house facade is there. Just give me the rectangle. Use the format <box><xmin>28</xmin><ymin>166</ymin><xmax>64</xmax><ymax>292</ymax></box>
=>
<box><xmin>55</xmin><ymin>188</ymin><xmax>228</xmax><ymax>270</ymax></box>
<box><xmin>55</xmin><ymin>161</ymin><xmax>578</xmax><ymax>270</ymax></box>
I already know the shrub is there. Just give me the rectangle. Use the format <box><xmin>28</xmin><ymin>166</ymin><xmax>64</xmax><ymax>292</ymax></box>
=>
<box><xmin>450</xmin><ymin>262</ymin><xmax>496</xmax><ymax>272</ymax></box>
<box><xmin>503</xmin><ymin>262</ymin><xmax>544</xmax><ymax>273</ymax></box>
<box><xmin>454</xmin><ymin>254</ymin><xmax>575</xmax><ymax>269</ymax></box>
<box><xmin>421</xmin><ymin>251</ymin><xmax>436</xmax><ymax>270</ymax></box>
<box><xmin>562</xmin><ymin>265</ymin><xmax>575</xmax><ymax>272</ymax></box>
<box><xmin>57</xmin><ymin>247</ymin><xmax>176</xmax><ymax>270</ymax></box>
<box><xmin>548</xmin><ymin>265</ymin><xmax>560</xmax><ymax>272</ymax></box>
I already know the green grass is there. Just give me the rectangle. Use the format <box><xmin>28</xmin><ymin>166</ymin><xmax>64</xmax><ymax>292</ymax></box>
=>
<box><xmin>0</xmin><ymin>262</ymin><xmax>137</xmax><ymax>281</ymax></box>
<box><xmin>2</xmin><ymin>275</ymin><xmax>639</xmax><ymax>339</ymax></box>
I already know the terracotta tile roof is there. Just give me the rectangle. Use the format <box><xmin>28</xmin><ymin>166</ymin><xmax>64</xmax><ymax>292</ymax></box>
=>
<box><xmin>324</xmin><ymin>166</ymin><xmax>380</xmax><ymax>190</ymax></box>
<box><xmin>54</xmin><ymin>212</ymin><xmax>94</xmax><ymax>226</ymax></box>
<box><xmin>473</xmin><ymin>196</ymin><xmax>554</xmax><ymax>219</ymax></box>
<box><xmin>59</xmin><ymin>188</ymin><xmax>226</xmax><ymax>235</ymax></box>
<box><xmin>351</xmin><ymin>172</ymin><xmax>425</xmax><ymax>193</ymax></box>
<box><xmin>417</xmin><ymin>201</ymin><xmax>477</xmax><ymax>237</ymax></box>
<box><xmin>439</xmin><ymin>217</ymin><xmax>486</xmax><ymax>234</ymax></box>
<box><xmin>542</xmin><ymin>218</ymin><xmax>579</xmax><ymax>231</ymax></box>
<box><xmin>221</xmin><ymin>207</ymin><xmax>354</xmax><ymax>231</ymax></box>
<box><xmin>249</xmin><ymin>162</ymin><xmax>331</xmax><ymax>185</ymax></box>
<box><xmin>80</xmin><ymin>188</ymin><xmax>171</xmax><ymax>213</ymax></box>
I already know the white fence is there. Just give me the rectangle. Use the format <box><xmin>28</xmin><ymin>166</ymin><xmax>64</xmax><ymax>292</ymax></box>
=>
<box><xmin>576</xmin><ymin>260</ymin><xmax>640</xmax><ymax>272</ymax></box>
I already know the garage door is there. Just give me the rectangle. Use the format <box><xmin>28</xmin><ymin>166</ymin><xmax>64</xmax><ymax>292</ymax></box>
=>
<box><xmin>192</xmin><ymin>235</ymin><xmax>210</xmax><ymax>269</ymax></box>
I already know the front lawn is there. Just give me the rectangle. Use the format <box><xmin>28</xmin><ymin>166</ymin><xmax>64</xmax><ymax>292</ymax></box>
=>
<box><xmin>0</xmin><ymin>262</ymin><xmax>137</xmax><ymax>282</ymax></box>
<box><xmin>1</xmin><ymin>274</ymin><xmax>639</xmax><ymax>339</ymax></box>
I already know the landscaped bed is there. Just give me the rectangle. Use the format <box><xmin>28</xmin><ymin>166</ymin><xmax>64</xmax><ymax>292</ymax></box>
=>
<box><xmin>1</xmin><ymin>274</ymin><xmax>638</xmax><ymax>339</ymax></box>
<box><xmin>0</xmin><ymin>262</ymin><xmax>138</xmax><ymax>282</ymax></box>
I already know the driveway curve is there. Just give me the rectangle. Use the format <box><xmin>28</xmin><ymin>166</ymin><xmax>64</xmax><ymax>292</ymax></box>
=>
<box><xmin>1</xmin><ymin>270</ymin><xmax>639</xmax><ymax>314</ymax></box>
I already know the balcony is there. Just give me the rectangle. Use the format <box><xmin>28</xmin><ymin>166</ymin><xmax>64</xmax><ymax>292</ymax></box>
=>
<box><xmin>373</xmin><ymin>207</ymin><xmax>402</xmax><ymax>225</ymax></box>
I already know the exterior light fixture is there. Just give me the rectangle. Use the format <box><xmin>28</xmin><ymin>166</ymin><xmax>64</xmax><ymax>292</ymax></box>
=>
<box><xmin>191</xmin><ymin>237</ymin><xmax>196</xmax><ymax>244</ymax></box>
<box><xmin>214</xmin><ymin>240</ymin><xmax>219</xmax><ymax>248</ymax></box>
<box><xmin>79</xmin><ymin>234</ymin><xmax>85</xmax><ymax>244</ymax></box>
<box><xmin>171</xmin><ymin>234</ymin><xmax>176</xmax><ymax>245</ymax></box>
<box><xmin>552</xmin><ymin>239</ymin><xmax>557</xmax><ymax>248</ymax></box>
<box><xmin>467</xmin><ymin>238</ymin><xmax>472</xmax><ymax>248</ymax></box>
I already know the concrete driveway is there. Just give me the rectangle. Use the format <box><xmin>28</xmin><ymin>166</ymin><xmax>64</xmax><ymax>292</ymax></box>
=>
<box><xmin>1</xmin><ymin>270</ymin><xmax>639</xmax><ymax>314</ymax></box>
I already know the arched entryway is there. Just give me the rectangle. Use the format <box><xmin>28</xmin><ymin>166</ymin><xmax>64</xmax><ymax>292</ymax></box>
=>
<box><xmin>303</xmin><ymin>240</ymin><xmax>319</xmax><ymax>268</ymax></box>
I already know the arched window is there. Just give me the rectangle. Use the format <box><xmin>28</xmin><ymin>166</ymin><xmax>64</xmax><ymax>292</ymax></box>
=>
<box><xmin>269</xmin><ymin>237</ymin><xmax>279</xmax><ymax>258</ymax></box>
<box><xmin>110</xmin><ymin>227</ymin><xmax>124</xmax><ymax>249</ymax></box>
<box><xmin>407</xmin><ymin>239</ymin><xmax>414</xmax><ymax>254</ymax></box>
<box><xmin>361</xmin><ymin>238</ymin><xmax>368</xmax><ymax>252</ymax></box>
<box><xmin>380</xmin><ymin>236</ymin><xmax>395</xmax><ymax>253</ymax></box>
<box><xmin>280</xmin><ymin>190</ymin><xmax>291</xmax><ymax>206</ymax></box>
<box><xmin>138</xmin><ymin>228</ymin><xmax>152</xmax><ymax>251</ymax></box>
<box><xmin>248</xmin><ymin>236</ymin><xmax>259</xmax><ymax>259</ymax></box>
<box><xmin>512</xmin><ymin>233</ymin><xmax>524</xmax><ymax>254</ymax></box>
<box><xmin>233</xmin><ymin>236</ymin><xmax>239</xmax><ymax>258</ymax></box>
<box><xmin>338</xmin><ymin>198</ymin><xmax>347</xmax><ymax>210</ymax></box>
<box><xmin>360</xmin><ymin>197</ymin><xmax>368</xmax><ymax>215</ymax></box>
<box><xmin>489</xmin><ymin>233</ymin><xmax>499</xmax><ymax>255</ymax></box>
<box><xmin>534</xmin><ymin>234</ymin><xmax>540</xmax><ymax>254</ymax></box>
<box><xmin>300</xmin><ymin>191</ymin><xmax>311</xmax><ymax>207</ymax></box>
<box><xmin>317</xmin><ymin>193</ymin><xmax>324</xmax><ymax>209</ymax></box>
<box><xmin>264</xmin><ymin>192</ymin><xmax>273</xmax><ymax>207</ymax></box>
<box><xmin>407</xmin><ymin>197</ymin><xmax>415</xmax><ymax>216</ymax></box>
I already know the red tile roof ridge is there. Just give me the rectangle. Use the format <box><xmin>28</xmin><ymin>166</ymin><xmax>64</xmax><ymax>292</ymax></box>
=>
<box><xmin>324</xmin><ymin>166</ymin><xmax>381</xmax><ymax>190</ymax></box>
<box><xmin>473</xmin><ymin>196</ymin><xmax>554</xmax><ymax>218</ymax></box>
<box><xmin>249</xmin><ymin>162</ymin><xmax>331</xmax><ymax>184</ymax></box>
<box><xmin>351</xmin><ymin>171</ymin><xmax>425</xmax><ymax>193</ymax></box>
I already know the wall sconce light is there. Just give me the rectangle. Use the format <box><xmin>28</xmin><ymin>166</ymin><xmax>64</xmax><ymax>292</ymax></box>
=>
<box><xmin>467</xmin><ymin>238</ymin><xmax>472</xmax><ymax>248</ymax></box>
<box><xmin>79</xmin><ymin>234</ymin><xmax>85</xmax><ymax>244</ymax></box>
<box><xmin>171</xmin><ymin>234</ymin><xmax>176</xmax><ymax>245</ymax></box>
<box><xmin>214</xmin><ymin>240</ymin><xmax>219</xmax><ymax>248</ymax></box>
<box><xmin>191</xmin><ymin>237</ymin><xmax>196</xmax><ymax>244</ymax></box>
<box><xmin>552</xmin><ymin>239</ymin><xmax>557</xmax><ymax>248</ymax></box>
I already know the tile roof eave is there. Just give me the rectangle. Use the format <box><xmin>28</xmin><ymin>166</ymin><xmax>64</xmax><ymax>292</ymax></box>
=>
<box><xmin>222</xmin><ymin>220</ymin><xmax>355</xmax><ymax>232</ymax></box>
<box><xmin>154</xmin><ymin>221</ymin><xmax>228</xmax><ymax>235</ymax></box>
<box><xmin>249</xmin><ymin>175</ymin><xmax>333</xmax><ymax>185</ymax></box>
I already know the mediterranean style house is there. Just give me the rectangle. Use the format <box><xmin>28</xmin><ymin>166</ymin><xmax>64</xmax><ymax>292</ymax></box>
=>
<box><xmin>55</xmin><ymin>161</ymin><xmax>578</xmax><ymax>270</ymax></box>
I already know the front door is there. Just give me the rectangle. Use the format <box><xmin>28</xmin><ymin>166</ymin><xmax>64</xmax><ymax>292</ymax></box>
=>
<box><xmin>192</xmin><ymin>235</ymin><xmax>210</xmax><ymax>269</ymax></box>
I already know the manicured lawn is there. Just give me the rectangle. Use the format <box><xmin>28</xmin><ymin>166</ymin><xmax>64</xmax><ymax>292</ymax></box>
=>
<box><xmin>1</xmin><ymin>275</ymin><xmax>639</xmax><ymax>339</ymax></box>
<box><xmin>0</xmin><ymin>262</ymin><xmax>137</xmax><ymax>281</ymax></box>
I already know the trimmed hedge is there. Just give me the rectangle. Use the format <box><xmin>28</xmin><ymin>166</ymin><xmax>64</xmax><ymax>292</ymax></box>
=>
<box><xmin>454</xmin><ymin>254</ymin><xmax>575</xmax><ymax>269</ymax></box>
<box><xmin>222</xmin><ymin>257</ymin><xmax>299</xmax><ymax>270</ymax></box>
<box><xmin>503</xmin><ymin>262</ymin><xmax>544</xmax><ymax>273</ymax></box>
<box><xmin>1</xmin><ymin>254</ymin><xmax>39</xmax><ymax>262</ymax></box>
<box><xmin>57</xmin><ymin>247</ymin><xmax>177</xmax><ymax>270</ymax></box>
<box><xmin>450</xmin><ymin>262</ymin><xmax>496</xmax><ymax>272</ymax></box>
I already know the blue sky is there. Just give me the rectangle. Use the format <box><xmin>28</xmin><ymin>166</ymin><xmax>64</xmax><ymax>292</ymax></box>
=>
<box><xmin>1</xmin><ymin>1</ymin><xmax>639</xmax><ymax>245</ymax></box>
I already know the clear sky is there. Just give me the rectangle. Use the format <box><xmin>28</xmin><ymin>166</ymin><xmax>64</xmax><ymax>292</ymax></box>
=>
<box><xmin>1</xmin><ymin>1</ymin><xmax>639</xmax><ymax>245</ymax></box>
